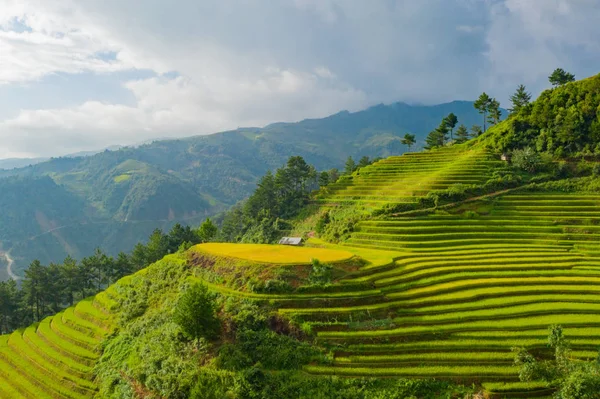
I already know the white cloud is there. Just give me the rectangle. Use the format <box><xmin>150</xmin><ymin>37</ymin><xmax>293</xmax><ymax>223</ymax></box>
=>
<box><xmin>0</xmin><ymin>0</ymin><xmax>133</xmax><ymax>84</ymax></box>
<box><xmin>0</xmin><ymin>69</ymin><xmax>367</xmax><ymax>158</ymax></box>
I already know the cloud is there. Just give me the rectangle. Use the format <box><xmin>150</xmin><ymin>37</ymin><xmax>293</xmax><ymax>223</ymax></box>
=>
<box><xmin>0</xmin><ymin>70</ymin><xmax>367</xmax><ymax>158</ymax></box>
<box><xmin>0</xmin><ymin>0</ymin><xmax>132</xmax><ymax>84</ymax></box>
<box><xmin>1</xmin><ymin>0</ymin><xmax>600</xmax><ymax>158</ymax></box>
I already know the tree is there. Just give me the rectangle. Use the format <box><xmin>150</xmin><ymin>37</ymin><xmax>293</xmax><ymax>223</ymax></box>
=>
<box><xmin>474</xmin><ymin>92</ymin><xmax>492</xmax><ymax>132</ymax></box>
<box><xmin>470</xmin><ymin>125</ymin><xmax>483</xmax><ymax>137</ymax></box>
<box><xmin>61</xmin><ymin>255</ymin><xmax>80</xmax><ymax>306</ymax></box>
<box><xmin>44</xmin><ymin>262</ymin><xmax>64</xmax><ymax>314</ymax></box>
<box><xmin>401</xmin><ymin>133</ymin><xmax>416</xmax><ymax>152</ymax></box>
<box><xmin>327</xmin><ymin>168</ymin><xmax>339</xmax><ymax>184</ymax></box>
<box><xmin>198</xmin><ymin>218</ymin><xmax>218</xmax><ymax>243</ymax></box>
<box><xmin>455</xmin><ymin>124</ymin><xmax>469</xmax><ymax>144</ymax></box>
<box><xmin>358</xmin><ymin>156</ymin><xmax>370</xmax><ymax>169</ymax></box>
<box><xmin>318</xmin><ymin>171</ymin><xmax>329</xmax><ymax>187</ymax></box>
<box><xmin>344</xmin><ymin>156</ymin><xmax>356</xmax><ymax>175</ymax></box>
<box><xmin>487</xmin><ymin>98</ymin><xmax>502</xmax><ymax>126</ymax></box>
<box><xmin>444</xmin><ymin>113</ymin><xmax>458</xmax><ymax>140</ymax></box>
<box><xmin>22</xmin><ymin>260</ymin><xmax>46</xmax><ymax>321</ymax></box>
<box><xmin>514</xmin><ymin>325</ymin><xmax>600</xmax><ymax>398</ymax></box>
<box><xmin>173</xmin><ymin>283</ymin><xmax>220</xmax><ymax>347</ymax></box>
<box><xmin>0</xmin><ymin>280</ymin><xmax>19</xmax><ymax>334</ymax></box>
<box><xmin>424</xmin><ymin>122</ymin><xmax>448</xmax><ymax>150</ymax></box>
<box><xmin>145</xmin><ymin>229</ymin><xmax>170</xmax><ymax>263</ymax></box>
<box><xmin>509</xmin><ymin>84</ymin><xmax>532</xmax><ymax>113</ymax></box>
<box><xmin>549</xmin><ymin>68</ymin><xmax>575</xmax><ymax>87</ymax></box>
<box><xmin>112</xmin><ymin>252</ymin><xmax>133</xmax><ymax>282</ymax></box>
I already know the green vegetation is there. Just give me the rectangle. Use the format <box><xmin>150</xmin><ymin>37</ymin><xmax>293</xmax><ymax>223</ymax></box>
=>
<box><xmin>5</xmin><ymin>71</ymin><xmax>600</xmax><ymax>398</ymax></box>
<box><xmin>173</xmin><ymin>282</ymin><xmax>220</xmax><ymax>346</ymax></box>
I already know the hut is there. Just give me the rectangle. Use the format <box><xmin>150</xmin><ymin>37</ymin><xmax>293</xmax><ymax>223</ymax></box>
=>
<box><xmin>278</xmin><ymin>237</ymin><xmax>304</xmax><ymax>246</ymax></box>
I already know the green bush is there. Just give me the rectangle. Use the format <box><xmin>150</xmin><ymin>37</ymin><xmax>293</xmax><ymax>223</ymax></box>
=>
<box><xmin>173</xmin><ymin>282</ymin><xmax>221</xmax><ymax>346</ymax></box>
<box><xmin>309</xmin><ymin>259</ymin><xmax>333</xmax><ymax>286</ymax></box>
<box><xmin>512</xmin><ymin>147</ymin><xmax>542</xmax><ymax>173</ymax></box>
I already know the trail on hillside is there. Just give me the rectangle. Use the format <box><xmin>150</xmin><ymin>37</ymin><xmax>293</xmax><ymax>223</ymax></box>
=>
<box><xmin>389</xmin><ymin>187</ymin><xmax>518</xmax><ymax>217</ymax></box>
<box><xmin>0</xmin><ymin>248</ymin><xmax>20</xmax><ymax>280</ymax></box>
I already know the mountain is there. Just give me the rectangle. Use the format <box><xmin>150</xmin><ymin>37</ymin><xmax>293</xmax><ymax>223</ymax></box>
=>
<box><xmin>0</xmin><ymin>157</ymin><xmax>49</xmax><ymax>170</ymax></box>
<box><xmin>0</xmin><ymin>145</ymin><xmax>124</xmax><ymax>170</ymax></box>
<box><xmin>0</xmin><ymin>100</ymin><xmax>490</xmax><ymax>278</ymax></box>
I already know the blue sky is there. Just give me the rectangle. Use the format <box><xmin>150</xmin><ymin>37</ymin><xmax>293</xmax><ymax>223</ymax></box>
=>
<box><xmin>1</xmin><ymin>0</ymin><xmax>600</xmax><ymax>158</ymax></box>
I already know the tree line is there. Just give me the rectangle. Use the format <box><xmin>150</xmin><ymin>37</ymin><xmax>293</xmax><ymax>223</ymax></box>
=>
<box><xmin>0</xmin><ymin>220</ymin><xmax>217</xmax><ymax>334</ymax></box>
<box><xmin>422</xmin><ymin>67</ymin><xmax>575</xmax><ymax>151</ymax></box>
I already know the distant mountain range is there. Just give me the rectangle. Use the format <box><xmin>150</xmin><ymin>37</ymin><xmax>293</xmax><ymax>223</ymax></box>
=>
<box><xmin>0</xmin><ymin>145</ymin><xmax>125</xmax><ymax>170</ymax></box>
<box><xmin>0</xmin><ymin>100</ymin><xmax>495</xmax><ymax>279</ymax></box>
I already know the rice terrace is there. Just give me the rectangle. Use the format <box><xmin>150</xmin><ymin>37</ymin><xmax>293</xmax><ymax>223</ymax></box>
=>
<box><xmin>3</xmin><ymin>51</ymin><xmax>600</xmax><ymax>399</ymax></box>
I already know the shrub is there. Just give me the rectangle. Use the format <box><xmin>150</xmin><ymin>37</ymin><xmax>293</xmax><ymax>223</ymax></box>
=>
<box><xmin>309</xmin><ymin>259</ymin><xmax>333</xmax><ymax>286</ymax></box>
<box><xmin>512</xmin><ymin>147</ymin><xmax>542</xmax><ymax>172</ymax></box>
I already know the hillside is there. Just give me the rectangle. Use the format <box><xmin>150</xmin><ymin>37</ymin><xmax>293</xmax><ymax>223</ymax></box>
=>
<box><xmin>0</xmin><ymin>101</ymin><xmax>486</xmax><ymax>278</ymax></box>
<box><xmin>4</xmin><ymin>145</ymin><xmax>600</xmax><ymax>397</ymax></box>
<box><xmin>3</xmin><ymin>75</ymin><xmax>600</xmax><ymax>398</ymax></box>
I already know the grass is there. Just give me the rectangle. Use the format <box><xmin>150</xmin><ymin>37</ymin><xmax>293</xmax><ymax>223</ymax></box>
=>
<box><xmin>194</xmin><ymin>243</ymin><xmax>354</xmax><ymax>264</ymax></box>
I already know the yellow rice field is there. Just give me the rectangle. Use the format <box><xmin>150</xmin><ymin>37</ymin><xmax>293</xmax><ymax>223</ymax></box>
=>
<box><xmin>194</xmin><ymin>243</ymin><xmax>354</xmax><ymax>264</ymax></box>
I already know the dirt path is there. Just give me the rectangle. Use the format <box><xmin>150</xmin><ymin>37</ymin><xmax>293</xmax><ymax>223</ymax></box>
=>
<box><xmin>0</xmin><ymin>249</ymin><xmax>20</xmax><ymax>280</ymax></box>
<box><xmin>388</xmin><ymin>187</ymin><xmax>518</xmax><ymax>217</ymax></box>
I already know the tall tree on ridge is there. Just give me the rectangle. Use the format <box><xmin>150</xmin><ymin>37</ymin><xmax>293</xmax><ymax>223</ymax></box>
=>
<box><xmin>444</xmin><ymin>113</ymin><xmax>458</xmax><ymax>140</ymax></box>
<box><xmin>401</xmin><ymin>133</ymin><xmax>416</xmax><ymax>152</ymax></box>
<box><xmin>487</xmin><ymin>98</ymin><xmax>502</xmax><ymax>126</ymax></box>
<box><xmin>549</xmin><ymin>68</ymin><xmax>575</xmax><ymax>87</ymax></box>
<box><xmin>474</xmin><ymin>92</ymin><xmax>492</xmax><ymax>132</ymax></box>
<box><xmin>509</xmin><ymin>84</ymin><xmax>532</xmax><ymax>113</ymax></box>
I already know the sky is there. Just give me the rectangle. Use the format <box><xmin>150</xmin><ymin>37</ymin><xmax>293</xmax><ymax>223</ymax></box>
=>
<box><xmin>1</xmin><ymin>0</ymin><xmax>600</xmax><ymax>159</ymax></box>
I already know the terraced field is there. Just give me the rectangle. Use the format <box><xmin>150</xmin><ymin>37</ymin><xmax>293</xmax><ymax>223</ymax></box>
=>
<box><xmin>0</xmin><ymin>292</ymin><xmax>116</xmax><ymax>398</ymax></box>
<box><xmin>316</xmin><ymin>147</ymin><xmax>503</xmax><ymax>210</ymax></box>
<box><xmin>280</xmin><ymin>192</ymin><xmax>600</xmax><ymax>396</ymax></box>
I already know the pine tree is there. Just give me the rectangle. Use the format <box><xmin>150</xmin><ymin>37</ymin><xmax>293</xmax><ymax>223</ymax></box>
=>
<box><xmin>474</xmin><ymin>92</ymin><xmax>492</xmax><ymax>132</ymax></box>
<box><xmin>470</xmin><ymin>125</ymin><xmax>483</xmax><ymax>137</ymax></box>
<box><xmin>358</xmin><ymin>156</ymin><xmax>370</xmax><ymax>168</ymax></box>
<box><xmin>401</xmin><ymin>133</ymin><xmax>416</xmax><ymax>152</ymax></box>
<box><xmin>549</xmin><ymin>68</ymin><xmax>575</xmax><ymax>87</ymax></box>
<box><xmin>318</xmin><ymin>171</ymin><xmax>329</xmax><ymax>187</ymax></box>
<box><xmin>424</xmin><ymin>122</ymin><xmax>448</xmax><ymax>150</ymax></box>
<box><xmin>424</xmin><ymin>130</ymin><xmax>441</xmax><ymax>150</ymax></box>
<box><xmin>344</xmin><ymin>156</ymin><xmax>356</xmax><ymax>174</ymax></box>
<box><xmin>509</xmin><ymin>84</ymin><xmax>532</xmax><ymax>113</ymax></box>
<box><xmin>487</xmin><ymin>98</ymin><xmax>502</xmax><ymax>126</ymax></box>
<box><xmin>455</xmin><ymin>124</ymin><xmax>470</xmax><ymax>144</ymax></box>
<box><xmin>444</xmin><ymin>113</ymin><xmax>458</xmax><ymax>140</ymax></box>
